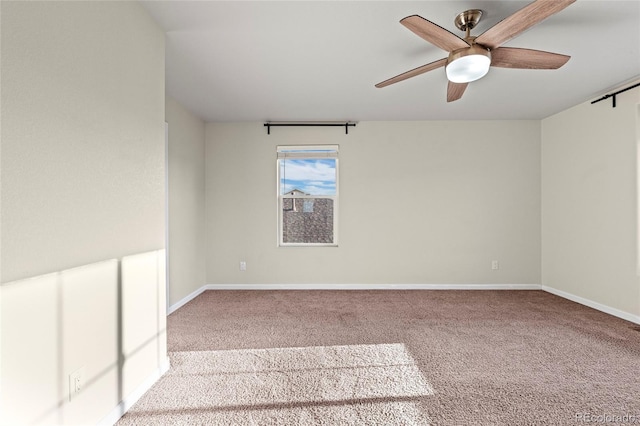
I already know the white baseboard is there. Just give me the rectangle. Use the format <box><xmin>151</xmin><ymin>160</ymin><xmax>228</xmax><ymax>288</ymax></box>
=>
<box><xmin>168</xmin><ymin>286</ymin><xmax>208</xmax><ymax>314</ymax></box>
<box><xmin>204</xmin><ymin>283</ymin><xmax>542</xmax><ymax>290</ymax></box>
<box><xmin>542</xmin><ymin>285</ymin><xmax>640</xmax><ymax>325</ymax></box>
<box><xmin>98</xmin><ymin>358</ymin><xmax>171</xmax><ymax>426</ymax></box>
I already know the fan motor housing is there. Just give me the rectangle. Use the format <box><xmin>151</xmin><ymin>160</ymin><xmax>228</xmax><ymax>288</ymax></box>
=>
<box><xmin>447</xmin><ymin>44</ymin><xmax>491</xmax><ymax>66</ymax></box>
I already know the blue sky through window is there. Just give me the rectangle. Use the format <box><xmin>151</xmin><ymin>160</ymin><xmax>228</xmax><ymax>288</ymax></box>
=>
<box><xmin>280</xmin><ymin>158</ymin><xmax>336</xmax><ymax>196</ymax></box>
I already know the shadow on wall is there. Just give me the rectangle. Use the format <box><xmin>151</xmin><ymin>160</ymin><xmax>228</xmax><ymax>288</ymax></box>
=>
<box><xmin>0</xmin><ymin>250</ymin><xmax>168</xmax><ymax>425</ymax></box>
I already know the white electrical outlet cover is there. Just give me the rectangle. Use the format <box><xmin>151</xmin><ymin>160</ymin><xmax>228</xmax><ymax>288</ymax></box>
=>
<box><xmin>69</xmin><ymin>367</ymin><xmax>86</xmax><ymax>401</ymax></box>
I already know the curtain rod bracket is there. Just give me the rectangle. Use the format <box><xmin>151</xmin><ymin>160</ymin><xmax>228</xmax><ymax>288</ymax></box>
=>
<box><xmin>591</xmin><ymin>81</ymin><xmax>640</xmax><ymax>108</ymax></box>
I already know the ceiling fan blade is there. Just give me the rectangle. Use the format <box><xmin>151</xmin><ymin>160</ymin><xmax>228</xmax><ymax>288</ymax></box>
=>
<box><xmin>475</xmin><ymin>0</ymin><xmax>576</xmax><ymax>50</ymax></box>
<box><xmin>401</xmin><ymin>15</ymin><xmax>469</xmax><ymax>52</ymax></box>
<box><xmin>491</xmin><ymin>47</ymin><xmax>570</xmax><ymax>69</ymax></box>
<box><xmin>375</xmin><ymin>58</ymin><xmax>447</xmax><ymax>88</ymax></box>
<box><xmin>447</xmin><ymin>81</ymin><xmax>468</xmax><ymax>102</ymax></box>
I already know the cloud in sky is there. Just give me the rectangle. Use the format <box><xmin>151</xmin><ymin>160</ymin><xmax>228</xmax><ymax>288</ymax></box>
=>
<box><xmin>280</xmin><ymin>159</ymin><xmax>336</xmax><ymax>195</ymax></box>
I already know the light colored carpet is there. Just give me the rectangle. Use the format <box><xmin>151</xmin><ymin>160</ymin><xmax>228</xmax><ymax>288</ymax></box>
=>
<box><xmin>120</xmin><ymin>343</ymin><xmax>432</xmax><ymax>424</ymax></box>
<box><xmin>117</xmin><ymin>290</ymin><xmax>640</xmax><ymax>425</ymax></box>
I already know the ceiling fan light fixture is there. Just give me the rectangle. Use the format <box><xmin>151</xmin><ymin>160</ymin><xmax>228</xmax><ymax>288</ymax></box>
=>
<box><xmin>446</xmin><ymin>45</ymin><xmax>491</xmax><ymax>83</ymax></box>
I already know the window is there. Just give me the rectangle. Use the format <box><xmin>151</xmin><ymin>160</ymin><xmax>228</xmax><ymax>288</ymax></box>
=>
<box><xmin>277</xmin><ymin>145</ymin><xmax>338</xmax><ymax>246</ymax></box>
<box><xmin>303</xmin><ymin>199</ymin><xmax>314</xmax><ymax>213</ymax></box>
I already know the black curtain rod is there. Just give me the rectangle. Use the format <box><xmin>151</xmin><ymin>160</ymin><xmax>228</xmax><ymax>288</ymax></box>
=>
<box><xmin>591</xmin><ymin>81</ymin><xmax>640</xmax><ymax>108</ymax></box>
<box><xmin>264</xmin><ymin>122</ymin><xmax>356</xmax><ymax>135</ymax></box>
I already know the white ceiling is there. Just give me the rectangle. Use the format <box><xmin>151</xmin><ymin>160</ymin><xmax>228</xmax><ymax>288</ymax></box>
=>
<box><xmin>141</xmin><ymin>1</ymin><xmax>640</xmax><ymax>122</ymax></box>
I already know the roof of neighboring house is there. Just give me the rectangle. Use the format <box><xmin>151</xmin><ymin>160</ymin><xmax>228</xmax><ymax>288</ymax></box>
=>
<box><xmin>284</xmin><ymin>189</ymin><xmax>309</xmax><ymax>196</ymax></box>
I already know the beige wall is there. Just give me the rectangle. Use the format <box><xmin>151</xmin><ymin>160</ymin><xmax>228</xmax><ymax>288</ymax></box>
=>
<box><xmin>206</xmin><ymin>121</ymin><xmax>541</xmax><ymax>285</ymax></box>
<box><xmin>166</xmin><ymin>97</ymin><xmax>206</xmax><ymax>306</ymax></box>
<box><xmin>1</xmin><ymin>1</ymin><xmax>165</xmax><ymax>282</ymax></box>
<box><xmin>1</xmin><ymin>1</ymin><xmax>167</xmax><ymax>424</ymax></box>
<box><xmin>542</xmin><ymin>82</ymin><xmax>640</xmax><ymax>318</ymax></box>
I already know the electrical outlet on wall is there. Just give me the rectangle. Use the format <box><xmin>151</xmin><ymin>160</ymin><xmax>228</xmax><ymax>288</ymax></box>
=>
<box><xmin>69</xmin><ymin>367</ymin><xmax>86</xmax><ymax>401</ymax></box>
<box><xmin>491</xmin><ymin>260</ymin><xmax>499</xmax><ymax>270</ymax></box>
<box><xmin>239</xmin><ymin>261</ymin><xmax>247</xmax><ymax>271</ymax></box>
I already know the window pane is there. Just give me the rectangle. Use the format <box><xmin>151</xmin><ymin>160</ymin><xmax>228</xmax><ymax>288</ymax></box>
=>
<box><xmin>279</xmin><ymin>158</ymin><xmax>336</xmax><ymax>196</ymax></box>
<box><xmin>282</xmin><ymin>198</ymin><xmax>334</xmax><ymax>244</ymax></box>
<box><xmin>303</xmin><ymin>199</ymin><xmax>314</xmax><ymax>213</ymax></box>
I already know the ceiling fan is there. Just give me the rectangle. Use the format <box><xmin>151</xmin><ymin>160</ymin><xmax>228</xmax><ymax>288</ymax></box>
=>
<box><xmin>375</xmin><ymin>0</ymin><xmax>575</xmax><ymax>102</ymax></box>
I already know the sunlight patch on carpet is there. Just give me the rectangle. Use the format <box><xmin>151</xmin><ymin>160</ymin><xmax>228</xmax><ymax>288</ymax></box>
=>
<box><xmin>123</xmin><ymin>343</ymin><xmax>433</xmax><ymax>424</ymax></box>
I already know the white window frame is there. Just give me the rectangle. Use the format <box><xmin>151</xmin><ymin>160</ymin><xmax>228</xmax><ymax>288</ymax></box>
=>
<box><xmin>277</xmin><ymin>145</ymin><xmax>339</xmax><ymax>247</ymax></box>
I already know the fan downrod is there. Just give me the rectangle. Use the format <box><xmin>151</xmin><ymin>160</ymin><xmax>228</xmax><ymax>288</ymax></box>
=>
<box><xmin>454</xmin><ymin>9</ymin><xmax>483</xmax><ymax>32</ymax></box>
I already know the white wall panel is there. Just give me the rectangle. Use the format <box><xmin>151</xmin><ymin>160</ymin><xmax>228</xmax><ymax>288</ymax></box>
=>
<box><xmin>0</xmin><ymin>252</ymin><xmax>167</xmax><ymax>425</ymax></box>
<box><xmin>1</xmin><ymin>274</ymin><xmax>60</xmax><ymax>425</ymax></box>
<box><xmin>60</xmin><ymin>260</ymin><xmax>119</xmax><ymax>425</ymax></box>
<box><xmin>122</xmin><ymin>250</ymin><xmax>167</xmax><ymax>399</ymax></box>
